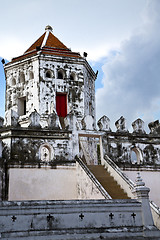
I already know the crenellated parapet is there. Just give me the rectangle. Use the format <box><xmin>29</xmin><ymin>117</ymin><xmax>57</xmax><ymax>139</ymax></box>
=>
<box><xmin>97</xmin><ymin>115</ymin><xmax>160</xmax><ymax>135</ymax></box>
<box><xmin>115</xmin><ymin>116</ymin><xmax>128</xmax><ymax>132</ymax></box>
<box><xmin>148</xmin><ymin>120</ymin><xmax>160</xmax><ymax>134</ymax></box>
<box><xmin>97</xmin><ymin>115</ymin><xmax>160</xmax><ymax>167</ymax></box>
<box><xmin>97</xmin><ymin>115</ymin><xmax>111</xmax><ymax>131</ymax></box>
<box><xmin>132</xmin><ymin>118</ymin><xmax>145</xmax><ymax>134</ymax></box>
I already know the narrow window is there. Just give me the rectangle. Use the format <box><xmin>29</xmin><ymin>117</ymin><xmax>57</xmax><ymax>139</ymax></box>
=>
<box><xmin>24</xmin><ymin>99</ymin><xmax>26</xmax><ymax>115</ymax></box>
<box><xmin>29</xmin><ymin>71</ymin><xmax>34</xmax><ymax>79</ymax></box>
<box><xmin>18</xmin><ymin>97</ymin><xmax>27</xmax><ymax>116</ymax></box>
<box><xmin>70</xmin><ymin>74</ymin><xmax>74</xmax><ymax>80</ymax></box>
<box><xmin>19</xmin><ymin>72</ymin><xmax>25</xmax><ymax>83</ymax></box>
<box><xmin>46</xmin><ymin>70</ymin><xmax>52</xmax><ymax>78</ymax></box>
<box><xmin>89</xmin><ymin>102</ymin><xmax>92</xmax><ymax>115</ymax></box>
<box><xmin>57</xmin><ymin>70</ymin><xmax>64</xmax><ymax>79</ymax></box>
<box><xmin>11</xmin><ymin>78</ymin><xmax>16</xmax><ymax>86</ymax></box>
<box><xmin>70</xmin><ymin>72</ymin><xmax>76</xmax><ymax>81</ymax></box>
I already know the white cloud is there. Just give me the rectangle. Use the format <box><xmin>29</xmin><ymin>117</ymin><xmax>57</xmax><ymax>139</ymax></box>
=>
<box><xmin>0</xmin><ymin>36</ymin><xmax>27</xmax><ymax>61</ymax></box>
<box><xmin>77</xmin><ymin>42</ymin><xmax>120</xmax><ymax>62</ymax></box>
<box><xmin>0</xmin><ymin>0</ymin><xmax>148</xmax><ymax>122</ymax></box>
<box><xmin>0</xmin><ymin>0</ymin><xmax>146</xmax><ymax>60</ymax></box>
<box><xmin>96</xmin><ymin>0</ymin><xmax>160</xmax><ymax>132</ymax></box>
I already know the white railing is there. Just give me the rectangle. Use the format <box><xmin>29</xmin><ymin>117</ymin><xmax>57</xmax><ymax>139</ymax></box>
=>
<box><xmin>102</xmin><ymin>155</ymin><xmax>134</xmax><ymax>198</ymax></box>
<box><xmin>76</xmin><ymin>156</ymin><xmax>111</xmax><ymax>199</ymax></box>
<box><xmin>103</xmin><ymin>154</ymin><xmax>160</xmax><ymax>229</ymax></box>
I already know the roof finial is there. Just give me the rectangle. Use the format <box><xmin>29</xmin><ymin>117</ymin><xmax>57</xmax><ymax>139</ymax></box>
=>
<box><xmin>135</xmin><ymin>172</ymin><xmax>145</xmax><ymax>187</ymax></box>
<box><xmin>45</xmin><ymin>25</ymin><xmax>53</xmax><ymax>32</ymax></box>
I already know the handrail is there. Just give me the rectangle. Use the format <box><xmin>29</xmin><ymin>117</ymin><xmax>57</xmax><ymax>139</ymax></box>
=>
<box><xmin>75</xmin><ymin>156</ymin><xmax>112</xmax><ymax>199</ymax></box>
<box><xmin>150</xmin><ymin>201</ymin><xmax>160</xmax><ymax>215</ymax></box>
<box><xmin>104</xmin><ymin>155</ymin><xmax>160</xmax><ymax>219</ymax></box>
<box><xmin>104</xmin><ymin>155</ymin><xmax>135</xmax><ymax>189</ymax></box>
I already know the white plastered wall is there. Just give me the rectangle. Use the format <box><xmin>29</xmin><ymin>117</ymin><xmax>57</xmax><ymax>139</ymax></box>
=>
<box><xmin>123</xmin><ymin>170</ymin><xmax>160</xmax><ymax>207</ymax></box>
<box><xmin>8</xmin><ymin>161</ymin><xmax>105</xmax><ymax>201</ymax></box>
<box><xmin>9</xmin><ymin>167</ymin><xmax>77</xmax><ymax>201</ymax></box>
<box><xmin>39</xmin><ymin>58</ymin><xmax>85</xmax><ymax>119</ymax></box>
<box><xmin>4</xmin><ymin>57</ymin><xmax>40</xmax><ymax>122</ymax></box>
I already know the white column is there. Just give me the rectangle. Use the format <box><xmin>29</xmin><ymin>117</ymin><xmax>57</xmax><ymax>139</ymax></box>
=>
<box><xmin>132</xmin><ymin>172</ymin><xmax>154</xmax><ymax>227</ymax></box>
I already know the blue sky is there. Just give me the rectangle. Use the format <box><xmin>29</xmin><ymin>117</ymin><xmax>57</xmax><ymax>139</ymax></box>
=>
<box><xmin>1</xmin><ymin>0</ymin><xmax>159</xmax><ymax>132</ymax></box>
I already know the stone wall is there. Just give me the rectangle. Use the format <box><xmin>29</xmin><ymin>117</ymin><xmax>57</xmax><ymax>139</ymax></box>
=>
<box><xmin>1</xmin><ymin>128</ymin><xmax>73</xmax><ymax>165</ymax></box>
<box><xmin>102</xmin><ymin>131</ymin><xmax>160</xmax><ymax>166</ymax></box>
<box><xmin>1</xmin><ymin>199</ymin><xmax>159</xmax><ymax>239</ymax></box>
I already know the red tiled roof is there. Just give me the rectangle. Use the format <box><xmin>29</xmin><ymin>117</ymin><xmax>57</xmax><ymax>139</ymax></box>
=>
<box><xmin>45</xmin><ymin>32</ymin><xmax>68</xmax><ymax>49</ymax></box>
<box><xmin>24</xmin><ymin>33</ymin><xmax>46</xmax><ymax>53</ymax></box>
<box><xmin>25</xmin><ymin>31</ymin><xmax>68</xmax><ymax>53</ymax></box>
<box><xmin>9</xmin><ymin>28</ymin><xmax>82</xmax><ymax>63</ymax></box>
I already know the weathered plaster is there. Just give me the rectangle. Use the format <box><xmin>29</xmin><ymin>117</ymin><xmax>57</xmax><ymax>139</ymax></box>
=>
<box><xmin>102</xmin><ymin>131</ymin><xmax>160</xmax><ymax>166</ymax></box>
<box><xmin>1</xmin><ymin>27</ymin><xmax>160</xmax><ymax>238</ymax></box>
<box><xmin>76</xmin><ymin>162</ymin><xmax>105</xmax><ymax>200</ymax></box>
<box><xmin>1</xmin><ymin>128</ymin><xmax>73</xmax><ymax>165</ymax></box>
<box><xmin>124</xmin><ymin>170</ymin><xmax>160</xmax><ymax>207</ymax></box>
<box><xmin>5</xmin><ymin>58</ymin><xmax>39</xmax><ymax>124</ymax></box>
<box><xmin>8</xmin><ymin>166</ymin><xmax>77</xmax><ymax>201</ymax></box>
<box><xmin>0</xmin><ymin>199</ymin><xmax>159</xmax><ymax>239</ymax></box>
<box><xmin>4</xmin><ymin>54</ymin><xmax>96</xmax><ymax>127</ymax></box>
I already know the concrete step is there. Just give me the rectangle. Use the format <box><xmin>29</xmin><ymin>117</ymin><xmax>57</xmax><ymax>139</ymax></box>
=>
<box><xmin>87</xmin><ymin>165</ymin><xmax>129</xmax><ymax>199</ymax></box>
<box><xmin>1</xmin><ymin>227</ymin><xmax>150</xmax><ymax>240</ymax></box>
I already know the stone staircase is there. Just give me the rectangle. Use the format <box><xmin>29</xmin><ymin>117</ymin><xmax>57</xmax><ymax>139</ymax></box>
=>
<box><xmin>87</xmin><ymin>165</ymin><xmax>129</xmax><ymax>199</ymax></box>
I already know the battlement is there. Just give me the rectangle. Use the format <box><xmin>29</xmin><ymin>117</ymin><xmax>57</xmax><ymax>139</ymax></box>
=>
<box><xmin>97</xmin><ymin>115</ymin><xmax>160</xmax><ymax>134</ymax></box>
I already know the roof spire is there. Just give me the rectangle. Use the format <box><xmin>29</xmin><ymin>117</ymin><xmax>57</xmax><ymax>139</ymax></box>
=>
<box><xmin>41</xmin><ymin>26</ymin><xmax>53</xmax><ymax>48</ymax></box>
<box><xmin>45</xmin><ymin>25</ymin><xmax>53</xmax><ymax>32</ymax></box>
<box><xmin>24</xmin><ymin>26</ymin><xmax>75</xmax><ymax>54</ymax></box>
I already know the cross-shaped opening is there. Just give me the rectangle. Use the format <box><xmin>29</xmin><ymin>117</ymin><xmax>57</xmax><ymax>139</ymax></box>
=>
<box><xmin>109</xmin><ymin>213</ymin><xmax>114</xmax><ymax>219</ymax></box>
<box><xmin>79</xmin><ymin>213</ymin><xmax>84</xmax><ymax>220</ymax></box>
<box><xmin>11</xmin><ymin>215</ymin><xmax>17</xmax><ymax>222</ymax></box>
<box><xmin>131</xmin><ymin>213</ymin><xmax>136</xmax><ymax>219</ymax></box>
<box><xmin>47</xmin><ymin>214</ymin><xmax>53</xmax><ymax>222</ymax></box>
